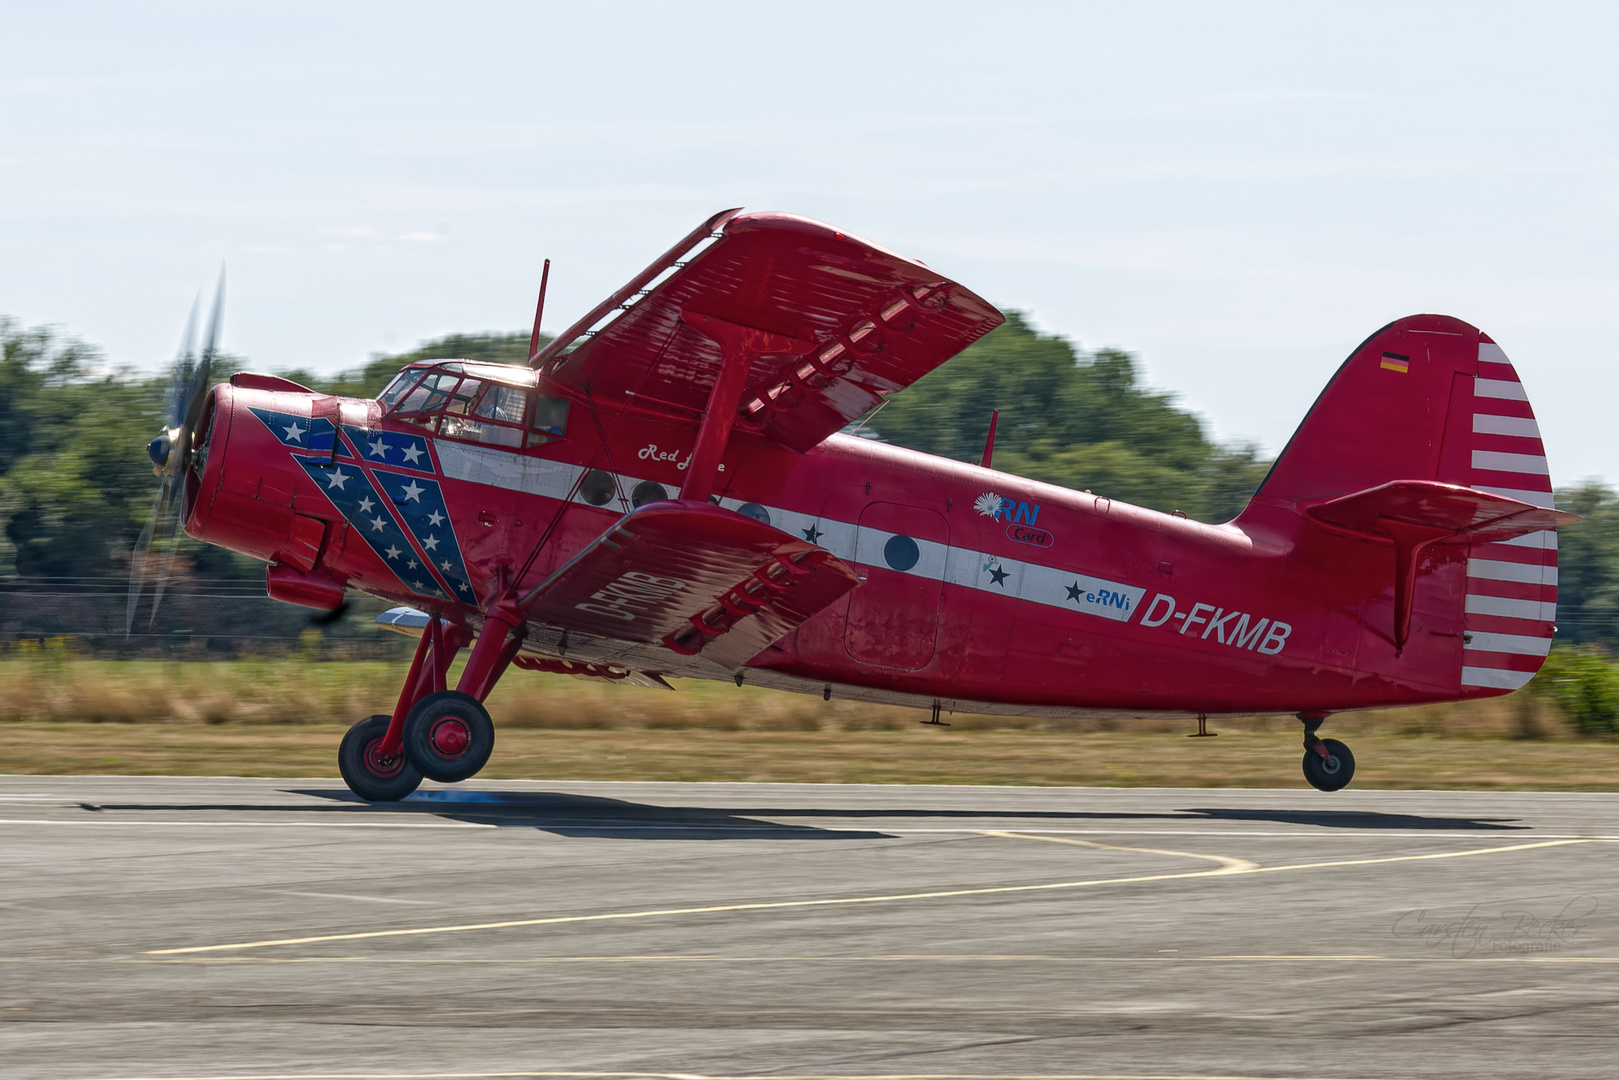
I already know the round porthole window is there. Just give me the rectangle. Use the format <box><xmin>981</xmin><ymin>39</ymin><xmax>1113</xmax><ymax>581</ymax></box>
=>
<box><xmin>736</xmin><ymin>502</ymin><xmax>771</xmax><ymax>526</ymax></box>
<box><xmin>883</xmin><ymin>534</ymin><xmax>920</xmax><ymax>571</ymax></box>
<box><xmin>631</xmin><ymin>480</ymin><xmax>667</xmax><ymax>508</ymax></box>
<box><xmin>579</xmin><ymin>470</ymin><xmax>615</xmax><ymax>506</ymax></box>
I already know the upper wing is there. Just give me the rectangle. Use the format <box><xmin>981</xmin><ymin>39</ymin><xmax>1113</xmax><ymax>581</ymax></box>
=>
<box><xmin>519</xmin><ymin>500</ymin><xmax>862</xmax><ymax>671</ymax></box>
<box><xmin>533</xmin><ymin>210</ymin><xmax>1004</xmax><ymax>452</ymax></box>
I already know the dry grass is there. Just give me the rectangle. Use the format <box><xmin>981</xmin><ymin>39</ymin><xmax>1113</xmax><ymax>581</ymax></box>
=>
<box><xmin>0</xmin><ymin>654</ymin><xmax>1569</xmax><ymax>737</ymax></box>
<box><xmin>1</xmin><ymin>654</ymin><xmax>1614</xmax><ymax>789</ymax></box>
<box><xmin>4</xmin><ymin>725</ymin><xmax>1619</xmax><ymax>790</ymax></box>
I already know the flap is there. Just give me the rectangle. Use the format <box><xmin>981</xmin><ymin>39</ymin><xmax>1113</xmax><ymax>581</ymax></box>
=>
<box><xmin>1304</xmin><ymin>480</ymin><xmax>1579</xmax><ymax>543</ymax></box>
<box><xmin>534</xmin><ymin>211</ymin><xmax>1004</xmax><ymax>453</ymax></box>
<box><xmin>520</xmin><ymin>500</ymin><xmax>862</xmax><ymax>670</ymax></box>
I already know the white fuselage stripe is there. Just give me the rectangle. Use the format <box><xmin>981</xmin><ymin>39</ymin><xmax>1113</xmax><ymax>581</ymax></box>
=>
<box><xmin>435</xmin><ymin>441</ymin><xmax>1146</xmax><ymax>624</ymax></box>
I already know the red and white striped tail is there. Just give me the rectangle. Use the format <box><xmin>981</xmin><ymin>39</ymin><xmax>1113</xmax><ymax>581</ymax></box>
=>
<box><xmin>1461</xmin><ymin>337</ymin><xmax>1558</xmax><ymax>695</ymax></box>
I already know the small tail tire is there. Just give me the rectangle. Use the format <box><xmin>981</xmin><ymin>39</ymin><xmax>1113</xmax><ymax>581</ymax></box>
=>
<box><xmin>339</xmin><ymin>714</ymin><xmax>423</xmax><ymax>802</ymax></box>
<box><xmin>403</xmin><ymin>690</ymin><xmax>495</xmax><ymax>783</ymax></box>
<box><xmin>1303</xmin><ymin>738</ymin><xmax>1355</xmax><ymax>792</ymax></box>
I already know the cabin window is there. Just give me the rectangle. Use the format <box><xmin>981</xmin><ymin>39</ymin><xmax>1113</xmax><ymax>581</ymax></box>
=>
<box><xmin>526</xmin><ymin>394</ymin><xmax>570</xmax><ymax>447</ymax></box>
<box><xmin>475</xmin><ymin>383</ymin><xmax>529</xmax><ymax>424</ymax></box>
<box><xmin>380</xmin><ymin>362</ymin><xmax>569</xmax><ymax>451</ymax></box>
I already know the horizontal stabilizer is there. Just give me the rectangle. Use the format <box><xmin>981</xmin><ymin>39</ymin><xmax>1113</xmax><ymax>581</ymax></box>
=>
<box><xmin>520</xmin><ymin>501</ymin><xmax>862</xmax><ymax>670</ymax></box>
<box><xmin>1304</xmin><ymin>480</ymin><xmax>1578</xmax><ymax>544</ymax></box>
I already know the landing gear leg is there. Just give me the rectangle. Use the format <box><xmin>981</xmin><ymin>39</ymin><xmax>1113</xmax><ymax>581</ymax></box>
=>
<box><xmin>1298</xmin><ymin>711</ymin><xmax>1355</xmax><ymax>792</ymax></box>
<box><xmin>338</xmin><ymin>615</ymin><xmax>466</xmax><ymax>801</ymax></box>
<box><xmin>402</xmin><ymin>598</ymin><xmax>524</xmax><ymax>785</ymax></box>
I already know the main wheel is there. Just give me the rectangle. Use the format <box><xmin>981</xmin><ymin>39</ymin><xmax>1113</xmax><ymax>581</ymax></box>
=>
<box><xmin>1302</xmin><ymin>737</ymin><xmax>1356</xmax><ymax>792</ymax></box>
<box><xmin>338</xmin><ymin>714</ymin><xmax>423</xmax><ymax>801</ymax></box>
<box><xmin>403</xmin><ymin>690</ymin><xmax>495</xmax><ymax>783</ymax></box>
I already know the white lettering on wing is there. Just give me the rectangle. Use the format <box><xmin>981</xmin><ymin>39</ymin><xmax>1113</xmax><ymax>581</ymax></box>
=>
<box><xmin>575</xmin><ymin>571</ymin><xmax>687</xmax><ymax>623</ymax></box>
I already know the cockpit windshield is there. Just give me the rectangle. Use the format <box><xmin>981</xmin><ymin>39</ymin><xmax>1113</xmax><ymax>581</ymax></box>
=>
<box><xmin>377</xmin><ymin>361</ymin><xmax>570</xmax><ymax>449</ymax></box>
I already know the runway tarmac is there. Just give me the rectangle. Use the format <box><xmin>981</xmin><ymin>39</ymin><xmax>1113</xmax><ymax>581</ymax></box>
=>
<box><xmin>2</xmin><ymin>776</ymin><xmax>1618</xmax><ymax>1080</ymax></box>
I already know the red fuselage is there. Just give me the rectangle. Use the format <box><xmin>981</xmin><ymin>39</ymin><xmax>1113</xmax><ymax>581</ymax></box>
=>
<box><xmin>185</xmin><ymin>363</ymin><xmax>1490</xmax><ymax>721</ymax></box>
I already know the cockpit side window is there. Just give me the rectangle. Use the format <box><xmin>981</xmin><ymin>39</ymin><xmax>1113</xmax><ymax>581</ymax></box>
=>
<box><xmin>474</xmin><ymin>383</ymin><xmax>529</xmax><ymax>424</ymax></box>
<box><xmin>377</xmin><ymin>370</ymin><xmax>422</xmax><ymax>410</ymax></box>
<box><xmin>526</xmin><ymin>394</ymin><xmax>570</xmax><ymax>447</ymax></box>
<box><xmin>396</xmin><ymin>372</ymin><xmax>459</xmax><ymax>419</ymax></box>
<box><xmin>381</xmin><ymin>363</ymin><xmax>570</xmax><ymax>452</ymax></box>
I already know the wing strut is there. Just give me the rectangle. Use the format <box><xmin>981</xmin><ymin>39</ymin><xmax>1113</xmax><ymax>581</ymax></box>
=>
<box><xmin>676</xmin><ymin>311</ymin><xmax>812</xmax><ymax>504</ymax></box>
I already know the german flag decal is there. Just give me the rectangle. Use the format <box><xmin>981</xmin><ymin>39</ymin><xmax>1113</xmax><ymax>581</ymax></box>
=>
<box><xmin>1380</xmin><ymin>351</ymin><xmax>1410</xmax><ymax>373</ymax></box>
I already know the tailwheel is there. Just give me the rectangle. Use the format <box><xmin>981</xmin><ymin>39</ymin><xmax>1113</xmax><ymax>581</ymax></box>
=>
<box><xmin>1302</xmin><ymin>738</ymin><xmax>1355</xmax><ymax>792</ymax></box>
<box><xmin>403</xmin><ymin>690</ymin><xmax>495</xmax><ymax>783</ymax></box>
<box><xmin>338</xmin><ymin>714</ymin><xmax>423</xmax><ymax>802</ymax></box>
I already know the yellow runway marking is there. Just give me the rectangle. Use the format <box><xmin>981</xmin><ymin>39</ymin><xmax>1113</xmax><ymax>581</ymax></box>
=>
<box><xmin>981</xmin><ymin>830</ymin><xmax>1258</xmax><ymax>872</ymax></box>
<box><xmin>60</xmin><ymin>1071</ymin><xmax>1443</xmax><ymax>1080</ymax></box>
<box><xmin>113</xmin><ymin>951</ymin><xmax>1619</xmax><ymax>966</ymax></box>
<box><xmin>145</xmin><ymin>836</ymin><xmax>1593</xmax><ymax>955</ymax></box>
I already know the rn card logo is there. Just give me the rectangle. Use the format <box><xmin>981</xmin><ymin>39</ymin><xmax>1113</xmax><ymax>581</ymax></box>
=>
<box><xmin>1006</xmin><ymin>522</ymin><xmax>1054</xmax><ymax>548</ymax></box>
<box><xmin>975</xmin><ymin>491</ymin><xmax>1043</xmax><ymax>525</ymax></box>
<box><xmin>977</xmin><ymin>492</ymin><xmax>1053</xmax><ymax>546</ymax></box>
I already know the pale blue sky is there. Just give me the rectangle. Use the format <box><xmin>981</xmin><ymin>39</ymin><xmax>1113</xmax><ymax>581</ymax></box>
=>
<box><xmin>4</xmin><ymin>1</ymin><xmax>1615</xmax><ymax>482</ymax></box>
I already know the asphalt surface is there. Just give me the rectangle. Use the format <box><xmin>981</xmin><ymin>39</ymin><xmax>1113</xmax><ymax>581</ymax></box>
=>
<box><xmin>2</xmin><ymin>776</ymin><xmax>1618</xmax><ymax>1080</ymax></box>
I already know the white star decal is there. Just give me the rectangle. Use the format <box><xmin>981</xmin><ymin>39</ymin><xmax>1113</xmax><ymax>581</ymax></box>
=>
<box><xmin>412</xmin><ymin>580</ymin><xmax>429</xmax><ymax>592</ymax></box>
<box><xmin>440</xmin><ymin>559</ymin><xmax>453</xmax><ymax>572</ymax></box>
<box><xmin>399</xmin><ymin>479</ymin><xmax>425</xmax><ymax>503</ymax></box>
<box><xmin>400</xmin><ymin>442</ymin><xmax>424</xmax><ymax>465</ymax></box>
<box><xmin>324</xmin><ymin>469</ymin><xmax>348</xmax><ymax>491</ymax></box>
<box><xmin>370</xmin><ymin>516</ymin><xmax>387</xmax><ymax>532</ymax></box>
<box><xmin>367</xmin><ymin>436</ymin><xmax>390</xmax><ymax>458</ymax></box>
<box><xmin>459</xmin><ymin>582</ymin><xmax>472</xmax><ymax>593</ymax></box>
<box><xmin>427</xmin><ymin>510</ymin><xmax>445</xmax><ymax>526</ymax></box>
<box><xmin>422</xmin><ymin>534</ymin><xmax>439</xmax><ymax>551</ymax></box>
<box><xmin>384</xmin><ymin>544</ymin><xmax>402</xmax><ymax>560</ymax></box>
<box><xmin>407</xmin><ymin>559</ymin><xmax>419</xmax><ymax>570</ymax></box>
<box><xmin>282</xmin><ymin>422</ymin><xmax>305</xmax><ymax>443</ymax></box>
<box><xmin>357</xmin><ymin>496</ymin><xmax>374</xmax><ymax>513</ymax></box>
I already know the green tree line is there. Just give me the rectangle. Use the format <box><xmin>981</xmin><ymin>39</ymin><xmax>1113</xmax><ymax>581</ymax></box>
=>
<box><xmin>2</xmin><ymin>312</ymin><xmax>1616</xmax><ymax>645</ymax></box>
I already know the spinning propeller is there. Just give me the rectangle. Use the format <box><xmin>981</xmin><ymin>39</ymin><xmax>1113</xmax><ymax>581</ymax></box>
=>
<box><xmin>127</xmin><ymin>273</ymin><xmax>224</xmax><ymax>634</ymax></box>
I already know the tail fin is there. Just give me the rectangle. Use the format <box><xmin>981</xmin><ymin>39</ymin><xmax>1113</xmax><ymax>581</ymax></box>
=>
<box><xmin>1252</xmin><ymin>314</ymin><xmax>1562</xmax><ymax>696</ymax></box>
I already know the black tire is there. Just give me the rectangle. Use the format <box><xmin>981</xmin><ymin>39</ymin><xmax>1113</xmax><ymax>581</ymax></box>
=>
<box><xmin>1302</xmin><ymin>737</ymin><xmax>1356</xmax><ymax>792</ymax></box>
<box><xmin>403</xmin><ymin>690</ymin><xmax>495</xmax><ymax>783</ymax></box>
<box><xmin>338</xmin><ymin>714</ymin><xmax>423</xmax><ymax>802</ymax></box>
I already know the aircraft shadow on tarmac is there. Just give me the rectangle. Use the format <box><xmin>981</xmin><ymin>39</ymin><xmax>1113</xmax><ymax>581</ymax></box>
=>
<box><xmin>80</xmin><ymin>790</ymin><xmax>1528</xmax><ymax>837</ymax></box>
<box><xmin>288</xmin><ymin>789</ymin><xmax>1526</xmax><ymax>835</ymax></box>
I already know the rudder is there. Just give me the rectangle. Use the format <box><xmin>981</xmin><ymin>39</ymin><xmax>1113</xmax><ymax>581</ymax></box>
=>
<box><xmin>1251</xmin><ymin>315</ymin><xmax>1560</xmax><ymax>696</ymax></box>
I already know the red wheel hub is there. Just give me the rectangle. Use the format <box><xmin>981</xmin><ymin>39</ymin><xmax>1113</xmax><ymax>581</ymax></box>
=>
<box><xmin>363</xmin><ymin>738</ymin><xmax>405</xmax><ymax>779</ymax></box>
<box><xmin>430</xmin><ymin>718</ymin><xmax>471</xmax><ymax>757</ymax></box>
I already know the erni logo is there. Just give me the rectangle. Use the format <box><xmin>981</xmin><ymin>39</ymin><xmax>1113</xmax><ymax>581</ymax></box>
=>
<box><xmin>1139</xmin><ymin>593</ymin><xmax>1292</xmax><ymax>655</ymax></box>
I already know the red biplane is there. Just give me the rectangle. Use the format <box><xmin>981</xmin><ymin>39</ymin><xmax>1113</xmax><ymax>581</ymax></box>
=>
<box><xmin>137</xmin><ymin>209</ymin><xmax>1576</xmax><ymax>799</ymax></box>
